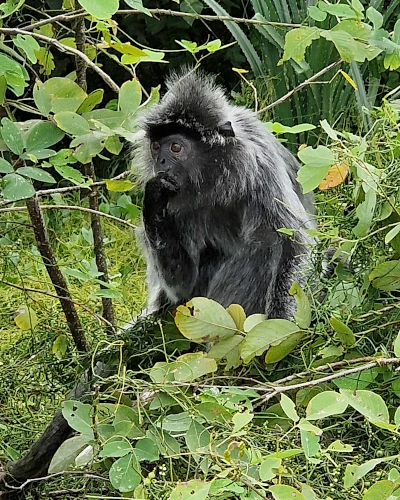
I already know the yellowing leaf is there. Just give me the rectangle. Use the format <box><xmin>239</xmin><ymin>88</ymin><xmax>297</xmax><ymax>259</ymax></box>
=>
<box><xmin>14</xmin><ymin>306</ymin><xmax>38</xmax><ymax>330</ymax></box>
<box><xmin>339</xmin><ymin>70</ymin><xmax>358</xmax><ymax>90</ymax></box>
<box><xmin>318</xmin><ymin>162</ymin><xmax>349</xmax><ymax>190</ymax></box>
<box><xmin>232</xmin><ymin>67</ymin><xmax>248</xmax><ymax>74</ymax></box>
<box><xmin>105</xmin><ymin>179</ymin><xmax>135</xmax><ymax>192</ymax></box>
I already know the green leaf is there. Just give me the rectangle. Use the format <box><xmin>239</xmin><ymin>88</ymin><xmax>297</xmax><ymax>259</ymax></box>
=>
<box><xmin>52</xmin><ymin>334</ymin><xmax>68</xmax><ymax>360</ymax></box>
<box><xmin>344</xmin><ymin>458</ymin><xmax>388</xmax><ymax>488</ymax></box>
<box><xmin>322</xmin><ymin>30</ymin><xmax>380</xmax><ymax>63</ymax></box>
<box><xmin>0</xmin><ymin>0</ymin><xmax>25</xmax><ymax>19</ymax></box>
<box><xmin>318</xmin><ymin>2</ymin><xmax>358</xmax><ymax>19</ymax></box>
<box><xmin>259</xmin><ymin>457</ymin><xmax>281</xmax><ymax>481</ymax></box>
<box><xmin>241</xmin><ymin>319</ymin><xmax>300</xmax><ymax>363</ymax></box>
<box><xmin>173</xmin><ymin>352</ymin><xmax>217</xmax><ymax>382</ymax></box>
<box><xmin>185</xmin><ymin>420</ymin><xmax>211</xmax><ymax>456</ymax></box>
<box><xmin>48</xmin><ymin>435</ymin><xmax>89</xmax><ymax>473</ymax></box>
<box><xmin>78</xmin><ymin>0</ymin><xmax>119</xmax><ymax>19</ymax></box>
<box><xmin>226</xmin><ymin>303</ymin><xmax>246</xmax><ymax>331</ymax></box>
<box><xmin>105</xmin><ymin>179</ymin><xmax>135</xmax><ymax>192</ymax></box>
<box><xmin>243</xmin><ymin>313</ymin><xmax>267</xmax><ymax>332</ymax></box>
<box><xmin>353</xmin><ymin>189</ymin><xmax>376</xmax><ymax>238</ymax></box>
<box><xmin>329</xmin><ymin>317</ymin><xmax>356</xmax><ymax>346</ymax></box>
<box><xmin>119</xmin><ymin>79</ymin><xmax>142</xmax><ymax>115</ymax></box>
<box><xmin>308</xmin><ymin>6</ymin><xmax>327</xmax><ymax>22</ymax></box>
<box><xmin>175</xmin><ymin>297</ymin><xmax>237</xmax><ymax>343</ymax></box>
<box><xmin>109</xmin><ymin>453</ymin><xmax>141</xmax><ymax>493</ymax></box>
<box><xmin>54</xmin><ymin>111</ymin><xmax>90</xmax><ymax>135</ymax></box>
<box><xmin>298</xmin><ymin>145</ymin><xmax>334</xmax><ymax>168</ymax></box>
<box><xmin>207</xmin><ymin>335</ymin><xmax>243</xmax><ymax>361</ymax></box>
<box><xmin>369</xmin><ymin>260</ymin><xmax>400</xmax><ymax>291</ymax></box>
<box><xmin>300</xmin><ymin>429</ymin><xmax>320</xmax><ymax>460</ymax></box>
<box><xmin>21</xmin><ymin>149</ymin><xmax>57</xmax><ymax>161</ymax></box>
<box><xmin>281</xmin><ymin>27</ymin><xmax>321</xmax><ymax>63</ymax></box>
<box><xmin>76</xmin><ymin>89</ymin><xmax>104</xmax><ymax>114</ymax></box>
<box><xmin>17</xmin><ymin>166</ymin><xmax>56</xmax><ymax>183</ymax></box>
<box><xmin>13</xmin><ymin>34</ymin><xmax>40</xmax><ymax>64</ymax></box>
<box><xmin>13</xmin><ymin>306</ymin><xmax>38</xmax><ymax>330</ymax></box>
<box><xmin>71</xmin><ymin>131</ymin><xmax>107</xmax><ymax>163</ymax></box>
<box><xmin>265</xmin><ymin>122</ymin><xmax>316</xmax><ymax>135</ymax></box>
<box><xmin>280</xmin><ymin>394</ymin><xmax>299</xmax><ymax>422</ymax></box>
<box><xmin>42</xmin><ymin>77</ymin><xmax>87</xmax><ymax>113</ymax></box>
<box><xmin>270</xmin><ymin>485</ymin><xmax>307</xmax><ymax>500</ymax></box>
<box><xmin>123</xmin><ymin>0</ymin><xmax>151</xmax><ymax>16</ymax></box>
<box><xmin>134</xmin><ymin>438</ymin><xmax>159</xmax><ymax>462</ymax></box>
<box><xmin>169</xmin><ymin>480</ymin><xmax>210</xmax><ymax>500</ymax></box>
<box><xmin>1</xmin><ymin>118</ymin><xmax>23</xmax><ymax>155</ymax></box>
<box><xmin>0</xmin><ymin>158</ymin><xmax>13</xmax><ymax>174</ymax></box>
<box><xmin>2</xmin><ymin>173</ymin><xmax>35</xmax><ymax>200</ymax></box>
<box><xmin>340</xmin><ymin>389</ymin><xmax>389</xmax><ymax>425</ymax></box>
<box><xmin>0</xmin><ymin>53</ymin><xmax>29</xmax><ymax>96</ymax></box>
<box><xmin>366</xmin><ymin>7</ymin><xmax>383</xmax><ymax>30</ymax></box>
<box><xmin>232</xmin><ymin>411</ymin><xmax>253</xmax><ymax>432</ymax></box>
<box><xmin>306</xmin><ymin>391</ymin><xmax>348</xmax><ymax>420</ymax></box>
<box><xmin>326</xmin><ymin>440</ymin><xmax>353</xmax><ymax>453</ymax></box>
<box><xmin>394</xmin><ymin>331</ymin><xmax>400</xmax><ymax>358</ymax></box>
<box><xmin>62</xmin><ymin>401</ymin><xmax>94</xmax><ymax>439</ymax></box>
<box><xmin>289</xmin><ymin>282</ymin><xmax>311</xmax><ymax>328</ymax></box>
<box><xmin>99</xmin><ymin>440</ymin><xmax>131</xmax><ymax>458</ymax></box>
<box><xmin>54</xmin><ymin>165</ymin><xmax>87</xmax><ymax>186</ymax></box>
<box><xmin>0</xmin><ymin>75</ymin><xmax>6</xmax><ymax>105</ymax></box>
<box><xmin>385</xmin><ymin>223</ymin><xmax>400</xmax><ymax>244</ymax></box>
<box><xmin>33</xmin><ymin>81</ymin><xmax>52</xmax><ymax>116</ymax></box>
<box><xmin>25</xmin><ymin>121</ymin><xmax>65</xmax><ymax>151</ymax></box>
<box><xmin>265</xmin><ymin>331</ymin><xmax>304</xmax><ymax>364</ymax></box>
<box><xmin>195</xmin><ymin>402</ymin><xmax>232</xmax><ymax>424</ymax></box>
<box><xmin>363</xmin><ymin>480</ymin><xmax>396</xmax><ymax>500</ymax></box>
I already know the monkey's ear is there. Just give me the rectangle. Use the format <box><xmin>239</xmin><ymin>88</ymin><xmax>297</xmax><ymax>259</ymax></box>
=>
<box><xmin>217</xmin><ymin>121</ymin><xmax>235</xmax><ymax>138</ymax></box>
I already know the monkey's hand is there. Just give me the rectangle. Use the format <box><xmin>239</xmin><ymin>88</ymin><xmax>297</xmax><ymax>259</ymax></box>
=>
<box><xmin>143</xmin><ymin>172</ymin><xmax>180</xmax><ymax>221</ymax></box>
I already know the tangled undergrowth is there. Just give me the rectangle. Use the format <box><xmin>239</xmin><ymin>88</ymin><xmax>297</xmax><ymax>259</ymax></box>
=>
<box><xmin>2</xmin><ymin>104</ymin><xmax>400</xmax><ymax>499</ymax></box>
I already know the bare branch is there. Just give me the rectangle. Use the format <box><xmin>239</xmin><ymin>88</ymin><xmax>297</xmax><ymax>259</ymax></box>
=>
<box><xmin>0</xmin><ymin>27</ymin><xmax>119</xmax><ymax>93</ymax></box>
<box><xmin>257</xmin><ymin>60</ymin><xmax>342</xmax><ymax>115</ymax></box>
<box><xmin>0</xmin><ymin>205</ymin><xmax>137</xmax><ymax>230</ymax></box>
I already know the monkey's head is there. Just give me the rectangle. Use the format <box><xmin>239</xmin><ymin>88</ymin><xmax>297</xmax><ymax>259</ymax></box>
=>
<box><xmin>134</xmin><ymin>70</ymin><xmax>237</xmax><ymax>186</ymax></box>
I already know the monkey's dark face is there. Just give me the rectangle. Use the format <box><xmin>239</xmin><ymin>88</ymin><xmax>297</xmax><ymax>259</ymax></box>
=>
<box><xmin>150</xmin><ymin>134</ymin><xmax>194</xmax><ymax>174</ymax></box>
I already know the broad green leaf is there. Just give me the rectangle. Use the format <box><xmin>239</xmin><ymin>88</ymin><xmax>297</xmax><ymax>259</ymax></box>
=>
<box><xmin>340</xmin><ymin>389</ymin><xmax>389</xmax><ymax>424</ymax></box>
<box><xmin>306</xmin><ymin>391</ymin><xmax>348</xmax><ymax>420</ymax></box>
<box><xmin>83</xmin><ymin>109</ymin><xmax>125</xmax><ymax>129</ymax></box>
<box><xmin>0</xmin><ymin>0</ymin><xmax>25</xmax><ymax>19</ymax></box>
<box><xmin>0</xmin><ymin>158</ymin><xmax>13</xmax><ymax>174</ymax></box>
<box><xmin>297</xmin><ymin>165</ymin><xmax>332</xmax><ymax>194</ymax></box>
<box><xmin>265</xmin><ymin>331</ymin><xmax>304</xmax><ymax>364</ymax></box>
<box><xmin>385</xmin><ymin>223</ymin><xmax>400</xmax><ymax>244</ymax></box>
<box><xmin>33</xmin><ymin>81</ymin><xmax>52</xmax><ymax>116</ymax></box>
<box><xmin>344</xmin><ymin>458</ymin><xmax>389</xmax><ymax>488</ymax></box>
<box><xmin>363</xmin><ymin>480</ymin><xmax>396</xmax><ymax>500</ymax></box>
<box><xmin>297</xmin><ymin>419</ymin><xmax>322</xmax><ymax>435</ymax></box>
<box><xmin>241</xmin><ymin>319</ymin><xmax>300</xmax><ymax>363</ymax></box>
<box><xmin>207</xmin><ymin>335</ymin><xmax>243</xmax><ymax>361</ymax></box>
<box><xmin>326</xmin><ymin>440</ymin><xmax>353</xmax><ymax>453</ymax></box>
<box><xmin>62</xmin><ymin>401</ymin><xmax>94</xmax><ymax>439</ymax></box>
<box><xmin>13</xmin><ymin>34</ymin><xmax>40</xmax><ymax>63</ymax></box>
<box><xmin>119</xmin><ymin>79</ymin><xmax>142</xmax><ymax>115</ymax></box>
<box><xmin>54</xmin><ymin>165</ymin><xmax>87</xmax><ymax>186</ymax></box>
<box><xmin>78</xmin><ymin>0</ymin><xmax>119</xmax><ymax>19</ymax></box>
<box><xmin>105</xmin><ymin>179</ymin><xmax>135</xmax><ymax>192</ymax></box>
<box><xmin>2</xmin><ymin>173</ymin><xmax>35</xmax><ymax>200</ymax></box>
<box><xmin>259</xmin><ymin>458</ymin><xmax>281</xmax><ymax>481</ymax></box>
<box><xmin>48</xmin><ymin>435</ymin><xmax>89</xmax><ymax>473</ymax></box>
<box><xmin>123</xmin><ymin>0</ymin><xmax>151</xmax><ymax>16</ymax></box>
<box><xmin>70</xmin><ymin>131</ymin><xmax>107</xmax><ymax>163</ymax></box>
<box><xmin>175</xmin><ymin>297</ymin><xmax>237</xmax><ymax>343</ymax></box>
<box><xmin>195</xmin><ymin>402</ymin><xmax>232</xmax><ymax>424</ymax></box>
<box><xmin>158</xmin><ymin>413</ymin><xmax>192</xmax><ymax>433</ymax></box>
<box><xmin>13</xmin><ymin>306</ymin><xmax>38</xmax><ymax>330</ymax></box>
<box><xmin>232</xmin><ymin>411</ymin><xmax>253</xmax><ymax>432</ymax></box>
<box><xmin>369</xmin><ymin>260</ymin><xmax>400</xmax><ymax>291</ymax></box>
<box><xmin>42</xmin><ymin>77</ymin><xmax>87</xmax><ymax>113</ymax></box>
<box><xmin>395</xmin><ymin>407</ymin><xmax>400</xmax><ymax>428</ymax></box>
<box><xmin>226</xmin><ymin>304</ymin><xmax>246</xmax><ymax>331</ymax></box>
<box><xmin>329</xmin><ymin>317</ymin><xmax>356</xmax><ymax>346</ymax></box>
<box><xmin>318</xmin><ymin>2</ymin><xmax>358</xmax><ymax>18</ymax></box>
<box><xmin>394</xmin><ymin>331</ymin><xmax>400</xmax><ymax>357</ymax></box>
<box><xmin>353</xmin><ymin>189</ymin><xmax>376</xmax><ymax>238</ymax></box>
<box><xmin>169</xmin><ymin>480</ymin><xmax>210</xmax><ymax>500</ymax></box>
<box><xmin>76</xmin><ymin>89</ymin><xmax>104</xmax><ymax>114</ymax></box>
<box><xmin>0</xmin><ymin>75</ymin><xmax>6</xmax><ymax>105</ymax></box>
<box><xmin>333</xmin><ymin>368</ymin><xmax>379</xmax><ymax>390</ymax></box>
<box><xmin>25</xmin><ymin>121</ymin><xmax>65</xmax><ymax>152</ymax></box>
<box><xmin>298</xmin><ymin>145</ymin><xmax>334</xmax><ymax>168</ymax></box>
<box><xmin>109</xmin><ymin>453</ymin><xmax>141</xmax><ymax>493</ymax></box>
<box><xmin>134</xmin><ymin>438</ymin><xmax>159</xmax><ymax>462</ymax></box>
<box><xmin>322</xmin><ymin>30</ymin><xmax>381</xmax><ymax>63</ymax></box>
<box><xmin>281</xmin><ymin>27</ymin><xmax>321</xmax><ymax>63</ymax></box>
<box><xmin>243</xmin><ymin>313</ymin><xmax>267</xmax><ymax>332</ymax></box>
<box><xmin>1</xmin><ymin>118</ymin><xmax>23</xmax><ymax>155</ymax></box>
<box><xmin>185</xmin><ymin>420</ymin><xmax>210</xmax><ymax>455</ymax></box>
<box><xmin>52</xmin><ymin>334</ymin><xmax>68</xmax><ymax>360</ymax></box>
<box><xmin>366</xmin><ymin>7</ymin><xmax>383</xmax><ymax>30</ymax></box>
<box><xmin>99</xmin><ymin>440</ymin><xmax>131</xmax><ymax>458</ymax></box>
<box><xmin>289</xmin><ymin>282</ymin><xmax>311</xmax><ymax>328</ymax></box>
<box><xmin>280</xmin><ymin>394</ymin><xmax>299</xmax><ymax>422</ymax></box>
<box><xmin>21</xmin><ymin>149</ymin><xmax>57</xmax><ymax>161</ymax></box>
<box><xmin>270</xmin><ymin>485</ymin><xmax>306</xmax><ymax>500</ymax></box>
<box><xmin>0</xmin><ymin>53</ymin><xmax>29</xmax><ymax>96</ymax></box>
<box><xmin>104</xmin><ymin>135</ymin><xmax>123</xmax><ymax>155</ymax></box>
<box><xmin>265</xmin><ymin>122</ymin><xmax>316</xmax><ymax>135</ymax></box>
<box><xmin>54</xmin><ymin>111</ymin><xmax>90</xmax><ymax>135</ymax></box>
<box><xmin>300</xmin><ymin>429</ymin><xmax>320</xmax><ymax>460</ymax></box>
<box><xmin>173</xmin><ymin>352</ymin><xmax>217</xmax><ymax>382</ymax></box>
<box><xmin>308</xmin><ymin>6</ymin><xmax>327</xmax><ymax>22</ymax></box>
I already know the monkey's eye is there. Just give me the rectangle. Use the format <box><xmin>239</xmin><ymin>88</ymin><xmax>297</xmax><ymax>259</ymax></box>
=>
<box><xmin>151</xmin><ymin>142</ymin><xmax>160</xmax><ymax>151</ymax></box>
<box><xmin>170</xmin><ymin>143</ymin><xmax>182</xmax><ymax>153</ymax></box>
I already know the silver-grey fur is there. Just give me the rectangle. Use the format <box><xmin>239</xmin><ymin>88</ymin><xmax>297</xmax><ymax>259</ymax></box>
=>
<box><xmin>131</xmin><ymin>69</ymin><xmax>316</xmax><ymax>320</ymax></box>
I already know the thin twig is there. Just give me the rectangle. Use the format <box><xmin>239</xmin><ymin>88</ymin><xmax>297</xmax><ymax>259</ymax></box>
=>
<box><xmin>0</xmin><ymin>205</ymin><xmax>137</xmax><ymax>230</ymax></box>
<box><xmin>257</xmin><ymin>60</ymin><xmax>342</xmax><ymax>115</ymax></box>
<box><xmin>0</xmin><ymin>27</ymin><xmax>119</xmax><ymax>93</ymax></box>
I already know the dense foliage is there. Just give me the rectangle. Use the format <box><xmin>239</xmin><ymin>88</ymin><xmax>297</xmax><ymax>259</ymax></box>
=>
<box><xmin>1</xmin><ymin>1</ymin><xmax>400</xmax><ymax>499</ymax></box>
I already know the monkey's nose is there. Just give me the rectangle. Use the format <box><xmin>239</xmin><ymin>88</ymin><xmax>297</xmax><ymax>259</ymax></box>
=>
<box><xmin>160</xmin><ymin>158</ymin><xmax>166</xmax><ymax>165</ymax></box>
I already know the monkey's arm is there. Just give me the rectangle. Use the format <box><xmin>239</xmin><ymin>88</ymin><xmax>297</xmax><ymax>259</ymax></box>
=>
<box><xmin>143</xmin><ymin>174</ymin><xmax>199</xmax><ymax>302</ymax></box>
